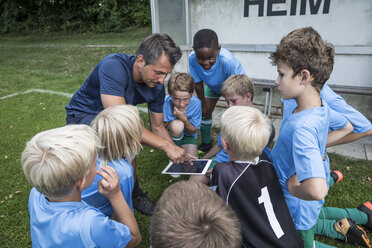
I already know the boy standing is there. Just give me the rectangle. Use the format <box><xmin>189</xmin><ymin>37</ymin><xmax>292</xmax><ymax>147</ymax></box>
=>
<box><xmin>269</xmin><ymin>27</ymin><xmax>369</xmax><ymax>247</ymax></box>
<box><xmin>189</xmin><ymin>29</ymin><xmax>245</xmax><ymax>152</ymax></box>
<box><xmin>210</xmin><ymin>106</ymin><xmax>303</xmax><ymax>247</ymax></box>
<box><xmin>22</xmin><ymin>125</ymin><xmax>141</xmax><ymax>247</ymax></box>
<box><xmin>163</xmin><ymin>72</ymin><xmax>202</xmax><ymax>158</ymax></box>
<box><xmin>150</xmin><ymin>181</ymin><xmax>242</xmax><ymax>248</ymax></box>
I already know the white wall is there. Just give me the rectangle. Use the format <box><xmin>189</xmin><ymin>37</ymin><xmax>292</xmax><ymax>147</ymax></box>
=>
<box><xmin>185</xmin><ymin>0</ymin><xmax>372</xmax><ymax>88</ymax></box>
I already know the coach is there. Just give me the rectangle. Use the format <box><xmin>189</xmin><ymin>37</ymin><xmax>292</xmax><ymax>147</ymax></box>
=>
<box><xmin>65</xmin><ymin>33</ymin><xmax>189</xmax><ymax>215</ymax></box>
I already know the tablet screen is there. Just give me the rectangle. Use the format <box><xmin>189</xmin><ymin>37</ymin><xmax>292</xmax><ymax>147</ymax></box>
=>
<box><xmin>162</xmin><ymin>160</ymin><xmax>211</xmax><ymax>175</ymax></box>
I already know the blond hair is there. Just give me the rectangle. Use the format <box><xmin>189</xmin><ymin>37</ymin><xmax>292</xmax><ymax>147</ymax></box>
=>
<box><xmin>91</xmin><ymin>104</ymin><xmax>143</xmax><ymax>165</ymax></box>
<box><xmin>221</xmin><ymin>106</ymin><xmax>271</xmax><ymax>161</ymax></box>
<box><xmin>151</xmin><ymin>181</ymin><xmax>241</xmax><ymax>248</ymax></box>
<box><xmin>221</xmin><ymin>74</ymin><xmax>254</xmax><ymax>101</ymax></box>
<box><xmin>21</xmin><ymin>125</ymin><xmax>101</xmax><ymax>200</ymax></box>
<box><xmin>167</xmin><ymin>72</ymin><xmax>195</xmax><ymax>96</ymax></box>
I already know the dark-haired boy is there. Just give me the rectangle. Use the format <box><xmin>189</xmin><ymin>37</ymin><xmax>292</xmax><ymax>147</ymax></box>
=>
<box><xmin>270</xmin><ymin>27</ymin><xmax>370</xmax><ymax>247</ymax></box>
<box><xmin>189</xmin><ymin>28</ymin><xmax>245</xmax><ymax>152</ymax></box>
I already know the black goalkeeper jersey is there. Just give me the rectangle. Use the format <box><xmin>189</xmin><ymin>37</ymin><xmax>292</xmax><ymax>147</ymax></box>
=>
<box><xmin>210</xmin><ymin>154</ymin><xmax>303</xmax><ymax>248</ymax></box>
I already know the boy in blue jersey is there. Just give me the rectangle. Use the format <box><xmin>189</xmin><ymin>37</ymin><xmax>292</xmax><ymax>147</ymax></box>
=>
<box><xmin>189</xmin><ymin>29</ymin><xmax>245</xmax><ymax>152</ymax></box>
<box><xmin>22</xmin><ymin>125</ymin><xmax>141</xmax><ymax>248</ymax></box>
<box><xmin>82</xmin><ymin>105</ymin><xmax>143</xmax><ymax>217</ymax></box>
<box><xmin>163</xmin><ymin>72</ymin><xmax>202</xmax><ymax>158</ymax></box>
<box><xmin>269</xmin><ymin>27</ymin><xmax>370</xmax><ymax>247</ymax></box>
<box><xmin>210</xmin><ymin>106</ymin><xmax>304</xmax><ymax>247</ymax></box>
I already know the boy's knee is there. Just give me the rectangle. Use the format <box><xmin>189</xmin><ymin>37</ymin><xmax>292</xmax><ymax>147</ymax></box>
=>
<box><xmin>168</xmin><ymin>120</ymin><xmax>184</xmax><ymax>137</ymax></box>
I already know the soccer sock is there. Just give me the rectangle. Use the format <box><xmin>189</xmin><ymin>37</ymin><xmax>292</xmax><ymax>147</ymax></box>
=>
<box><xmin>171</xmin><ymin>134</ymin><xmax>183</xmax><ymax>146</ymax></box>
<box><xmin>329</xmin><ymin>176</ymin><xmax>335</xmax><ymax>187</ymax></box>
<box><xmin>319</xmin><ymin>207</ymin><xmax>368</xmax><ymax>225</ymax></box>
<box><xmin>200</xmin><ymin>118</ymin><xmax>212</xmax><ymax>144</ymax></box>
<box><xmin>315</xmin><ymin>219</ymin><xmax>344</xmax><ymax>240</ymax></box>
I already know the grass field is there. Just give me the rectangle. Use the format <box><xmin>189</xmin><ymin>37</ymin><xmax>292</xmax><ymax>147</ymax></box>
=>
<box><xmin>0</xmin><ymin>27</ymin><xmax>371</xmax><ymax>248</ymax></box>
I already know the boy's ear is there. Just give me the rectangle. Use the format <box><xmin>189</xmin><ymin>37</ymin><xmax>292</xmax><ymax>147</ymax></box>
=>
<box><xmin>300</xmin><ymin>69</ymin><xmax>312</xmax><ymax>85</ymax></box>
<box><xmin>246</xmin><ymin>92</ymin><xmax>253</xmax><ymax>102</ymax></box>
<box><xmin>217</xmin><ymin>45</ymin><xmax>221</xmax><ymax>54</ymax></box>
<box><xmin>76</xmin><ymin>178</ymin><xmax>86</xmax><ymax>192</ymax></box>
<box><xmin>221</xmin><ymin>137</ymin><xmax>229</xmax><ymax>151</ymax></box>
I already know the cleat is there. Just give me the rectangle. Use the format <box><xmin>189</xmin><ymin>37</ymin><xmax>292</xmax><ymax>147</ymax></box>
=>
<box><xmin>334</xmin><ymin>218</ymin><xmax>371</xmax><ymax>248</ymax></box>
<box><xmin>357</xmin><ymin>201</ymin><xmax>372</xmax><ymax>230</ymax></box>
<box><xmin>132</xmin><ymin>187</ymin><xmax>156</xmax><ymax>216</ymax></box>
<box><xmin>197</xmin><ymin>142</ymin><xmax>213</xmax><ymax>152</ymax></box>
<box><xmin>330</xmin><ymin>170</ymin><xmax>343</xmax><ymax>187</ymax></box>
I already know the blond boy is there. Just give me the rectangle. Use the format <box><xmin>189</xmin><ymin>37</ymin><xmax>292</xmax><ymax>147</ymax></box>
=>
<box><xmin>210</xmin><ymin>106</ymin><xmax>303</xmax><ymax>247</ymax></box>
<box><xmin>22</xmin><ymin>125</ymin><xmax>140</xmax><ymax>247</ymax></box>
<box><xmin>82</xmin><ymin>105</ymin><xmax>143</xmax><ymax>216</ymax></box>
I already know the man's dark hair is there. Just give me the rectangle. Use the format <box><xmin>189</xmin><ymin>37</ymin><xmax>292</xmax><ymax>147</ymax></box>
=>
<box><xmin>193</xmin><ymin>29</ymin><xmax>219</xmax><ymax>50</ymax></box>
<box><xmin>136</xmin><ymin>33</ymin><xmax>182</xmax><ymax>66</ymax></box>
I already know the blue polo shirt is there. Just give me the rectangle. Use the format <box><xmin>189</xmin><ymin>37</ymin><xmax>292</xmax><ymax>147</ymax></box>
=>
<box><xmin>66</xmin><ymin>53</ymin><xmax>165</xmax><ymax>117</ymax></box>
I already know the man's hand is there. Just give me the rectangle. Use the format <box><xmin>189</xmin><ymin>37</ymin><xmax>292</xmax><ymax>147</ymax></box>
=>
<box><xmin>173</xmin><ymin>107</ymin><xmax>187</xmax><ymax>122</ymax></box>
<box><xmin>164</xmin><ymin>142</ymin><xmax>192</xmax><ymax>164</ymax></box>
<box><xmin>97</xmin><ymin>166</ymin><xmax>121</xmax><ymax>199</ymax></box>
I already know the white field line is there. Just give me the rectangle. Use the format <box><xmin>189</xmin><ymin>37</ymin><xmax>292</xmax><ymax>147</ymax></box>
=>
<box><xmin>0</xmin><ymin>89</ymin><xmax>148</xmax><ymax>113</ymax></box>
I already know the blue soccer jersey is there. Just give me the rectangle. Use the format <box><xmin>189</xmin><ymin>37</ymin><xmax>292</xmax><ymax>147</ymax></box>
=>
<box><xmin>82</xmin><ymin>157</ymin><xmax>134</xmax><ymax>217</ymax></box>
<box><xmin>321</xmin><ymin>84</ymin><xmax>372</xmax><ymax>134</ymax></box>
<box><xmin>189</xmin><ymin>48</ymin><xmax>245</xmax><ymax>94</ymax></box>
<box><xmin>163</xmin><ymin>95</ymin><xmax>202</xmax><ymax>138</ymax></box>
<box><xmin>282</xmin><ymin>98</ymin><xmax>350</xmax><ymax>188</ymax></box>
<box><xmin>28</xmin><ymin>188</ymin><xmax>131</xmax><ymax>248</ymax></box>
<box><xmin>270</xmin><ymin>103</ymin><xmax>332</xmax><ymax>230</ymax></box>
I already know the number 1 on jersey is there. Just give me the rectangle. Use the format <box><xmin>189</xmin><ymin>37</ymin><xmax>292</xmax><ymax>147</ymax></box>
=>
<box><xmin>258</xmin><ymin>186</ymin><xmax>284</xmax><ymax>238</ymax></box>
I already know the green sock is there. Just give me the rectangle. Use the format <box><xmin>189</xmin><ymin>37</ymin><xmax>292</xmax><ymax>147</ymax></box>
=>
<box><xmin>171</xmin><ymin>134</ymin><xmax>184</xmax><ymax>147</ymax></box>
<box><xmin>315</xmin><ymin>219</ymin><xmax>344</xmax><ymax>240</ymax></box>
<box><xmin>200</xmin><ymin>118</ymin><xmax>212</xmax><ymax>144</ymax></box>
<box><xmin>329</xmin><ymin>176</ymin><xmax>335</xmax><ymax>187</ymax></box>
<box><xmin>315</xmin><ymin>207</ymin><xmax>369</xmax><ymax>241</ymax></box>
<box><xmin>319</xmin><ymin>207</ymin><xmax>368</xmax><ymax>225</ymax></box>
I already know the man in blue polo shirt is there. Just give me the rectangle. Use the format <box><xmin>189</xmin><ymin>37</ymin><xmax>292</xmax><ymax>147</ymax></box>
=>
<box><xmin>66</xmin><ymin>33</ymin><xmax>189</xmax><ymax>216</ymax></box>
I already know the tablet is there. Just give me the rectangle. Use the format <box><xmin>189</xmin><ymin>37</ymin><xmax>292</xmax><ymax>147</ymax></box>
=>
<box><xmin>162</xmin><ymin>159</ymin><xmax>212</xmax><ymax>175</ymax></box>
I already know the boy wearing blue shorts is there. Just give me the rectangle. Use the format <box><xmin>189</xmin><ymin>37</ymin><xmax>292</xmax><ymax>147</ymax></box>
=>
<box><xmin>189</xmin><ymin>29</ymin><xmax>245</xmax><ymax>152</ymax></box>
<box><xmin>82</xmin><ymin>105</ymin><xmax>143</xmax><ymax>216</ymax></box>
<box><xmin>22</xmin><ymin>125</ymin><xmax>141</xmax><ymax>247</ymax></box>
<box><xmin>269</xmin><ymin>27</ymin><xmax>370</xmax><ymax>247</ymax></box>
<box><xmin>210</xmin><ymin>106</ymin><xmax>304</xmax><ymax>247</ymax></box>
<box><xmin>163</xmin><ymin>72</ymin><xmax>202</xmax><ymax>158</ymax></box>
